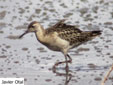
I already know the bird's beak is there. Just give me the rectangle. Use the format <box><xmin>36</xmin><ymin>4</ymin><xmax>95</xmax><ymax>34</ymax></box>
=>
<box><xmin>19</xmin><ymin>30</ymin><xmax>29</xmax><ymax>38</ymax></box>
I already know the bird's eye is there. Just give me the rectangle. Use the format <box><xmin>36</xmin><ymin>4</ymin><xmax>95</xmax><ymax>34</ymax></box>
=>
<box><xmin>31</xmin><ymin>25</ymin><xmax>35</xmax><ymax>28</ymax></box>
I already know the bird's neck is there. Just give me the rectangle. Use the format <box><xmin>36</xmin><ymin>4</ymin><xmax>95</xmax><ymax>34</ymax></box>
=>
<box><xmin>35</xmin><ymin>26</ymin><xmax>46</xmax><ymax>43</ymax></box>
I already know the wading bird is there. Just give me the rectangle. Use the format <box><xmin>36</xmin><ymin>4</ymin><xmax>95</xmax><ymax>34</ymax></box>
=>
<box><xmin>19</xmin><ymin>19</ymin><xmax>101</xmax><ymax>68</ymax></box>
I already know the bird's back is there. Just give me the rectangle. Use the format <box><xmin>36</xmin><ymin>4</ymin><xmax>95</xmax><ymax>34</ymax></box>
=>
<box><xmin>46</xmin><ymin>19</ymin><xmax>81</xmax><ymax>34</ymax></box>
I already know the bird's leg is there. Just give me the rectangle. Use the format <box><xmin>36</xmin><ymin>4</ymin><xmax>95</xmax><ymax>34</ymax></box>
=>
<box><xmin>67</xmin><ymin>54</ymin><xmax>72</xmax><ymax>63</ymax></box>
<box><xmin>54</xmin><ymin>60</ymin><xmax>67</xmax><ymax>66</ymax></box>
<box><xmin>65</xmin><ymin>55</ymin><xmax>69</xmax><ymax>69</ymax></box>
<box><xmin>54</xmin><ymin>54</ymin><xmax>72</xmax><ymax>66</ymax></box>
<box><xmin>54</xmin><ymin>55</ymin><xmax>70</xmax><ymax>67</ymax></box>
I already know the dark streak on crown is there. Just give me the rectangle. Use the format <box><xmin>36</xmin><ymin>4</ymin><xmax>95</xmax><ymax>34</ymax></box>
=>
<box><xmin>28</xmin><ymin>21</ymin><xmax>38</xmax><ymax>28</ymax></box>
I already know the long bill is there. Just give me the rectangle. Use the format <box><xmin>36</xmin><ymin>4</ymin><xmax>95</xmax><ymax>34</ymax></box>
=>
<box><xmin>19</xmin><ymin>31</ymin><xmax>29</xmax><ymax>38</ymax></box>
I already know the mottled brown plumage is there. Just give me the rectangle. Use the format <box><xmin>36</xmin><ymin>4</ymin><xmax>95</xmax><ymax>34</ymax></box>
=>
<box><xmin>19</xmin><ymin>19</ymin><xmax>101</xmax><ymax>68</ymax></box>
<box><xmin>46</xmin><ymin>20</ymin><xmax>101</xmax><ymax>47</ymax></box>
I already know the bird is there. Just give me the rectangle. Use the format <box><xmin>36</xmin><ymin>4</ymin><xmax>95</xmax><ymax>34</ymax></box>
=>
<box><xmin>19</xmin><ymin>19</ymin><xmax>101</xmax><ymax>69</ymax></box>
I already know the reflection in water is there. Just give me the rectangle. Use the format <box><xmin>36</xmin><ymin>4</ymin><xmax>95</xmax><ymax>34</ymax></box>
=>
<box><xmin>52</xmin><ymin>62</ymin><xmax>72</xmax><ymax>85</ymax></box>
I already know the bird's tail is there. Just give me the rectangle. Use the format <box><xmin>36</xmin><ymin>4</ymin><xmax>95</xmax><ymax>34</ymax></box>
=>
<box><xmin>90</xmin><ymin>30</ymin><xmax>102</xmax><ymax>36</ymax></box>
<box><xmin>83</xmin><ymin>30</ymin><xmax>102</xmax><ymax>41</ymax></box>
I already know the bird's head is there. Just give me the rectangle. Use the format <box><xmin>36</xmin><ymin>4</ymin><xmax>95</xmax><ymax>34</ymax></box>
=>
<box><xmin>19</xmin><ymin>21</ymin><xmax>41</xmax><ymax>38</ymax></box>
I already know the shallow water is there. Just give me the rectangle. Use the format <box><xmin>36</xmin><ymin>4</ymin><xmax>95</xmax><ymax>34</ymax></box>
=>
<box><xmin>0</xmin><ymin>0</ymin><xmax>113</xmax><ymax>85</ymax></box>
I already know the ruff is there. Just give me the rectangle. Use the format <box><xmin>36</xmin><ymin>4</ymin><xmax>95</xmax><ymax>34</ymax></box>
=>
<box><xmin>19</xmin><ymin>19</ymin><xmax>101</xmax><ymax>68</ymax></box>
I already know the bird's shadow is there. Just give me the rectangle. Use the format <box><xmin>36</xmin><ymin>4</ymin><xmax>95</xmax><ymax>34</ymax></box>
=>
<box><xmin>52</xmin><ymin>62</ymin><xmax>72</xmax><ymax>85</ymax></box>
<box><xmin>51</xmin><ymin>62</ymin><xmax>110</xmax><ymax>85</ymax></box>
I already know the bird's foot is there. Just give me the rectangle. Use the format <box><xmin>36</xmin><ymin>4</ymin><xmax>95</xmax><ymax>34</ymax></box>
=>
<box><xmin>55</xmin><ymin>61</ymin><xmax>63</xmax><ymax>66</ymax></box>
<box><xmin>67</xmin><ymin>60</ymin><xmax>72</xmax><ymax>64</ymax></box>
<box><xmin>55</xmin><ymin>60</ymin><xmax>72</xmax><ymax>66</ymax></box>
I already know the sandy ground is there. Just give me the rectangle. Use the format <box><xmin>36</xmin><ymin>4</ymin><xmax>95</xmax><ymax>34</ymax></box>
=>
<box><xmin>0</xmin><ymin>0</ymin><xmax>113</xmax><ymax>85</ymax></box>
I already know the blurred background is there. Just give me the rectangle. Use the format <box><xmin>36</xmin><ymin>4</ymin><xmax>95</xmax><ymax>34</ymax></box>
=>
<box><xmin>0</xmin><ymin>0</ymin><xmax>113</xmax><ymax>85</ymax></box>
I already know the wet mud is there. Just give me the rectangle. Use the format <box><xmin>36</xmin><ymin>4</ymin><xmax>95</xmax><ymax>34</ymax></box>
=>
<box><xmin>0</xmin><ymin>0</ymin><xmax>113</xmax><ymax>85</ymax></box>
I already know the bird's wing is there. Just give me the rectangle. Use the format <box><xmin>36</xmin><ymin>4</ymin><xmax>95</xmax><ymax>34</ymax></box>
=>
<box><xmin>46</xmin><ymin>19</ymin><xmax>81</xmax><ymax>34</ymax></box>
<box><xmin>59</xmin><ymin>31</ymin><xmax>101</xmax><ymax>47</ymax></box>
